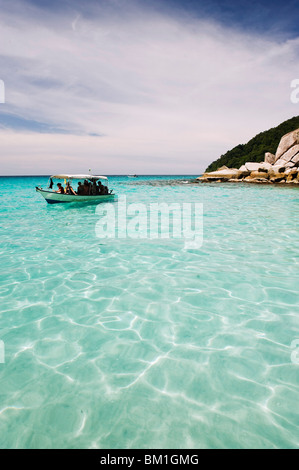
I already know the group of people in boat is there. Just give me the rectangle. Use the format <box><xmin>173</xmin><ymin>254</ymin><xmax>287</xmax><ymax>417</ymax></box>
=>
<box><xmin>55</xmin><ymin>179</ymin><xmax>111</xmax><ymax>196</ymax></box>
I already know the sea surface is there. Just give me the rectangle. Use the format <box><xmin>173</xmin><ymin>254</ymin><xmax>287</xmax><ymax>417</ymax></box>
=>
<box><xmin>0</xmin><ymin>175</ymin><xmax>298</xmax><ymax>449</ymax></box>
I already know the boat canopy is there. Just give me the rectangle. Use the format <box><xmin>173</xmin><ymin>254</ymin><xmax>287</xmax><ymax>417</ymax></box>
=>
<box><xmin>50</xmin><ymin>174</ymin><xmax>108</xmax><ymax>180</ymax></box>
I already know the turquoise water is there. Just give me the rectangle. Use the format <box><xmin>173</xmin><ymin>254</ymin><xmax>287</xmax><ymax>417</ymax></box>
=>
<box><xmin>0</xmin><ymin>175</ymin><xmax>298</xmax><ymax>449</ymax></box>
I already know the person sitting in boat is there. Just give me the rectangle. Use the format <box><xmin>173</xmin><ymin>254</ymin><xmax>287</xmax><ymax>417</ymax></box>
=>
<box><xmin>56</xmin><ymin>183</ymin><xmax>64</xmax><ymax>194</ymax></box>
<box><xmin>65</xmin><ymin>182</ymin><xmax>77</xmax><ymax>195</ymax></box>
<box><xmin>77</xmin><ymin>182</ymin><xmax>84</xmax><ymax>195</ymax></box>
<box><xmin>83</xmin><ymin>180</ymin><xmax>90</xmax><ymax>195</ymax></box>
<box><xmin>91</xmin><ymin>180</ymin><xmax>98</xmax><ymax>195</ymax></box>
<box><xmin>97</xmin><ymin>181</ymin><xmax>104</xmax><ymax>194</ymax></box>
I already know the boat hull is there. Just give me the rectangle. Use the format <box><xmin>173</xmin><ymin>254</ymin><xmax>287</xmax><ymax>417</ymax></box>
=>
<box><xmin>36</xmin><ymin>188</ymin><xmax>115</xmax><ymax>204</ymax></box>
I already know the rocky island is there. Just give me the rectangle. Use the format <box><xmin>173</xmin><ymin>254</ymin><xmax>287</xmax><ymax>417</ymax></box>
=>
<box><xmin>198</xmin><ymin>128</ymin><xmax>299</xmax><ymax>185</ymax></box>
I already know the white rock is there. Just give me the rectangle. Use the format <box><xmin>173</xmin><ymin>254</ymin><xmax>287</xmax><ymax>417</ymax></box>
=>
<box><xmin>260</xmin><ymin>162</ymin><xmax>272</xmax><ymax>171</ymax></box>
<box><xmin>245</xmin><ymin>162</ymin><xmax>263</xmax><ymax>172</ymax></box>
<box><xmin>205</xmin><ymin>168</ymin><xmax>239</xmax><ymax>177</ymax></box>
<box><xmin>284</xmin><ymin>161</ymin><xmax>295</xmax><ymax>168</ymax></box>
<box><xmin>291</xmin><ymin>153</ymin><xmax>299</xmax><ymax>164</ymax></box>
<box><xmin>264</xmin><ymin>152</ymin><xmax>275</xmax><ymax>164</ymax></box>
<box><xmin>217</xmin><ymin>165</ymin><xmax>229</xmax><ymax>170</ymax></box>
<box><xmin>274</xmin><ymin>158</ymin><xmax>287</xmax><ymax>167</ymax></box>
<box><xmin>239</xmin><ymin>165</ymin><xmax>247</xmax><ymax>171</ymax></box>
<box><xmin>268</xmin><ymin>165</ymin><xmax>286</xmax><ymax>177</ymax></box>
<box><xmin>279</xmin><ymin>144</ymin><xmax>299</xmax><ymax>162</ymax></box>
<box><xmin>199</xmin><ymin>168</ymin><xmax>242</xmax><ymax>181</ymax></box>
<box><xmin>275</xmin><ymin>129</ymin><xmax>299</xmax><ymax>161</ymax></box>
<box><xmin>273</xmin><ymin>165</ymin><xmax>286</xmax><ymax>172</ymax></box>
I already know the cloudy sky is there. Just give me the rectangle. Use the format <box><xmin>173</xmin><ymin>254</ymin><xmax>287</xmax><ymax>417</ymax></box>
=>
<box><xmin>0</xmin><ymin>0</ymin><xmax>299</xmax><ymax>175</ymax></box>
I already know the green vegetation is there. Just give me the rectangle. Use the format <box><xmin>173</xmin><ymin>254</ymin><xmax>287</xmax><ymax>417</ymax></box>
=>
<box><xmin>206</xmin><ymin>116</ymin><xmax>299</xmax><ymax>172</ymax></box>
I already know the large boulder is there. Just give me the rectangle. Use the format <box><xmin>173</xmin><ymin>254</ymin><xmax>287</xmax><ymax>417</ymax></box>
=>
<box><xmin>291</xmin><ymin>153</ymin><xmax>299</xmax><ymax>165</ymax></box>
<box><xmin>244</xmin><ymin>162</ymin><xmax>264</xmax><ymax>172</ymax></box>
<box><xmin>275</xmin><ymin>129</ymin><xmax>299</xmax><ymax>161</ymax></box>
<box><xmin>260</xmin><ymin>162</ymin><xmax>272</xmax><ymax>171</ymax></box>
<box><xmin>248</xmin><ymin>171</ymin><xmax>269</xmax><ymax>179</ymax></box>
<box><xmin>198</xmin><ymin>168</ymin><xmax>240</xmax><ymax>181</ymax></box>
<box><xmin>274</xmin><ymin>159</ymin><xmax>296</xmax><ymax>168</ymax></box>
<box><xmin>238</xmin><ymin>164</ymin><xmax>250</xmax><ymax>177</ymax></box>
<box><xmin>268</xmin><ymin>165</ymin><xmax>287</xmax><ymax>182</ymax></box>
<box><xmin>277</xmin><ymin>143</ymin><xmax>299</xmax><ymax>163</ymax></box>
<box><xmin>285</xmin><ymin>161</ymin><xmax>295</xmax><ymax>168</ymax></box>
<box><xmin>264</xmin><ymin>152</ymin><xmax>275</xmax><ymax>164</ymax></box>
<box><xmin>286</xmin><ymin>168</ymin><xmax>298</xmax><ymax>182</ymax></box>
<box><xmin>275</xmin><ymin>158</ymin><xmax>287</xmax><ymax>167</ymax></box>
<box><xmin>217</xmin><ymin>165</ymin><xmax>229</xmax><ymax>170</ymax></box>
<box><xmin>268</xmin><ymin>165</ymin><xmax>286</xmax><ymax>176</ymax></box>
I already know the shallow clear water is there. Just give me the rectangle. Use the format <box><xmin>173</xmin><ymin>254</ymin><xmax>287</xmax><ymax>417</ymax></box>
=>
<box><xmin>0</xmin><ymin>175</ymin><xmax>298</xmax><ymax>449</ymax></box>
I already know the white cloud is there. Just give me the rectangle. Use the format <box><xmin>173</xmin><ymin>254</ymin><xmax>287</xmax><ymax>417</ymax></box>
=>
<box><xmin>0</xmin><ymin>0</ymin><xmax>299</xmax><ymax>174</ymax></box>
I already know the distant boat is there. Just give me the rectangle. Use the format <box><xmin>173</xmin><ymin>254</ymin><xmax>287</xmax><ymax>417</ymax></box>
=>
<box><xmin>36</xmin><ymin>173</ymin><xmax>115</xmax><ymax>204</ymax></box>
<box><xmin>128</xmin><ymin>174</ymin><xmax>138</xmax><ymax>178</ymax></box>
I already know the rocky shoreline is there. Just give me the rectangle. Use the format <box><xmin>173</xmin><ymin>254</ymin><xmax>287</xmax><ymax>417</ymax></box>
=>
<box><xmin>197</xmin><ymin>128</ymin><xmax>299</xmax><ymax>185</ymax></box>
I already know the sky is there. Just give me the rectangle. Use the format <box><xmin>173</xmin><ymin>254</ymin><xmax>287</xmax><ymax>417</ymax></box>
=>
<box><xmin>0</xmin><ymin>0</ymin><xmax>299</xmax><ymax>175</ymax></box>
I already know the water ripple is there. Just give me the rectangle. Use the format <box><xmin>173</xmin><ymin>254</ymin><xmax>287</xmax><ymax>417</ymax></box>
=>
<box><xmin>0</xmin><ymin>176</ymin><xmax>298</xmax><ymax>448</ymax></box>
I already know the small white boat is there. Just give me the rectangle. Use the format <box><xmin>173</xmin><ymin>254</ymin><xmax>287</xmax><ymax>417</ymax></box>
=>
<box><xmin>36</xmin><ymin>173</ymin><xmax>116</xmax><ymax>204</ymax></box>
<box><xmin>128</xmin><ymin>174</ymin><xmax>138</xmax><ymax>178</ymax></box>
